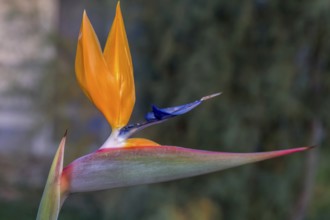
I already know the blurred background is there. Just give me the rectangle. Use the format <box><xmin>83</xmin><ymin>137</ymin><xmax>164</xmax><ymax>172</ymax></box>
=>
<box><xmin>0</xmin><ymin>0</ymin><xmax>329</xmax><ymax>219</ymax></box>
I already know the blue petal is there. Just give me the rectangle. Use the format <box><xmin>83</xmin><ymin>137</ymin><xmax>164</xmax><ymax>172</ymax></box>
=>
<box><xmin>119</xmin><ymin>93</ymin><xmax>221</xmax><ymax>138</ymax></box>
<box><xmin>145</xmin><ymin>100</ymin><xmax>201</xmax><ymax>121</ymax></box>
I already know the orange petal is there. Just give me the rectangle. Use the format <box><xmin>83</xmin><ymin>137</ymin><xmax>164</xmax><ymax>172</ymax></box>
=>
<box><xmin>103</xmin><ymin>2</ymin><xmax>135</xmax><ymax>128</ymax></box>
<box><xmin>75</xmin><ymin>11</ymin><xmax>120</xmax><ymax>128</ymax></box>
<box><xmin>123</xmin><ymin>138</ymin><xmax>160</xmax><ymax>147</ymax></box>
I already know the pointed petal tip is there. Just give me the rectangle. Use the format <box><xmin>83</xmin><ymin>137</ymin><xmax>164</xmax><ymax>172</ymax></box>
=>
<box><xmin>115</xmin><ymin>1</ymin><xmax>123</xmax><ymax>19</ymax></box>
<box><xmin>63</xmin><ymin>129</ymin><xmax>68</xmax><ymax>138</ymax></box>
<box><xmin>305</xmin><ymin>145</ymin><xmax>317</xmax><ymax>150</ymax></box>
<box><xmin>272</xmin><ymin>145</ymin><xmax>314</xmax><ymax>157</ymax></box>
<box><xmin>295</xmin><ymin>145</ymin><xmax>316</xmax><ymax>151</ymax></box>
<box><xmin>82</xmin><ymin>10</ymin><xmax>88</xmax><ymax>18</ymax></box>
<box><xmin>201</xmin><ymin>92</ymin><xmax>222</xmax><ymax>101</ymax></box>
<box><xmin>80</xmin><ymin>10</ymin><xmax>90</xmax><ymax>36</ymax></box>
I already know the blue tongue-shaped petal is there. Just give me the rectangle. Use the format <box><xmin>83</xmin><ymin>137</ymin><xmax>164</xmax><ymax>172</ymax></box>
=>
<box><xmin>119</xmin><ymin>93</ymin><xmax>221</xmax><ymax>138</ymax></box>
<box><xmin>146</xmin><ymin>100</ymin><xmax>202</xmax><ymax>121</ymax></box>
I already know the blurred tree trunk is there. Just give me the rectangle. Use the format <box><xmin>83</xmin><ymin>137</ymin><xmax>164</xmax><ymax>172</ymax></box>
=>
<box><xmin>0</xmin><ymin>0</ymin><xmax>58</xmax><ymax>193</ymax></box>
<box><xmin>291</xmin><ymin>16</ymin><xmax>325</xmax><ymax>220</ymax></box>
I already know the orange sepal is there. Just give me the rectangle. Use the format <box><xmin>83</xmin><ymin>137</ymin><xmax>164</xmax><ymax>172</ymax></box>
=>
<box><xmin>75</xmin><ymin>11</ymin><xmax>120</xmax><ymax>128</ymax></box>
<box><xmin>75</xmin><ymin>3</ymin><xmax>135</xmax><ymax>129</ymax></box>
<box><xmin>123</xmin><ymin>138</ymin><xmax>160</xmax><ymax>147</ymax></box>
<box><xmin>103</xmin><ymin>2</ymin><xmax>135</xmax><ymax>128</ymax></box>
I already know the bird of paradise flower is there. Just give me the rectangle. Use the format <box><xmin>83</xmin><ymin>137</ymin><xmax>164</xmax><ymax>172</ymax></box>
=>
<box><xmin>37</xmin><ymin>3</ymin><xmax>313</xmax><ymax>220</ymax></box>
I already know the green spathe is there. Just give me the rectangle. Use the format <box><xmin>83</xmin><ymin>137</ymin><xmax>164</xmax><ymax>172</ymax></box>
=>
<box><xmin>37</xmin><ymin>133</ymin><xmax>66</xmax><ymax>220</ymax></box>
<box><xmin>63</xmin><ymin>145</ymin><xmax>312</xmax><ymax>193</ymax></box>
